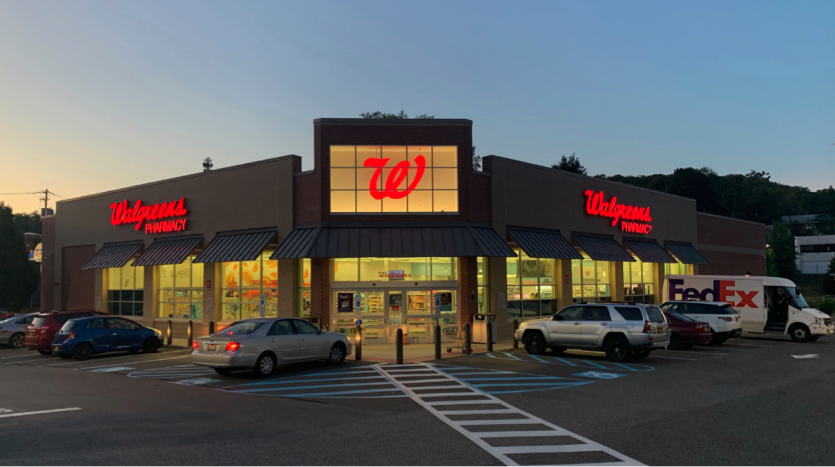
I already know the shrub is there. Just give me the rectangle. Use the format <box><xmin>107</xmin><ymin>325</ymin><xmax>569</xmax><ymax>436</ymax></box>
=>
<box><xmin>820</xmin><ymin>298</ymin><xmax>835</xmax><ymax>315</ymax></box>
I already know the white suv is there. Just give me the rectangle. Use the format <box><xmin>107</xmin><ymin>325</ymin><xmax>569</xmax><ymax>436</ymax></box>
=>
<box><xmin>660</xmin><ymin>301</ymin><xmax>742</xmax><ymax>345</ymax></box>
<box><xmin>516</xmin><ymin>303</ymin><xmax>670</xmax><ymax>362</ymax></box>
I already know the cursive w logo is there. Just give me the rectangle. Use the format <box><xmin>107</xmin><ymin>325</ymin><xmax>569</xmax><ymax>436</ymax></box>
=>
<box><xmin>363</xmin><ymin>155</ymin><xmax>426</xmax><ymax>200</ymax></box>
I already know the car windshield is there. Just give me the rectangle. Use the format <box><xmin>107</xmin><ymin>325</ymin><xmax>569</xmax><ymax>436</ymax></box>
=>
<box><xmin>667</xmin><ymin>312</ymin><xmax>694</xmax><ymax>322</ymax></box>
<box><xmin>215</xmin><ymin>321</ymin><xmax>265</xmax><ymax>336</ymax></box>
<box><xmin>784</xmin><ymin>287</ymin><xmax>810</xmax><ymax>309</ymax></box>
<box><xmin>719</xmin><ymin>304</ymin><xmax>740</xmax><ymax>315</ymax></box>
<box><xmin>644</xmin><ymin>306</ymin><xmax>665</xmax><ymax>323</ymax></box>
<box><xmin>31</xmin><ymin>316</ymin><xmax>49</xmax><ymax>327</ymax></box>
<box><xmin>60</xmin><ymin>320</ymin><xmax>77</xmax><ymax>332</ymax></box>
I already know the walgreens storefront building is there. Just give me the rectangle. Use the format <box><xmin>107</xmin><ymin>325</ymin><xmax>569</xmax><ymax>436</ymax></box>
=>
<box><xmin>41</xmin><ymin>118</ymin><xmax>766</xmax><ymax>344</ymax></box>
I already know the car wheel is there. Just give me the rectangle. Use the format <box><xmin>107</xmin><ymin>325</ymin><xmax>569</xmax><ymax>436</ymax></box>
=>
<box><xmin>524</xmin><ymin>332</ymin><xmax>546</xmax><ymax>355</ymax></box>
<box><xmin>632</xmin><ymin>349</ymin><xmax>651</xmax><ymax>360</ymax></box>
<box><xmin>37</xmin><ymin>348</ymin><xmax>53</xmax><ymax>356</ymax></box>
<box><xmin>214</xmin><ymin>368</ymin><xmax>233</xmax><ymax>375</ymax></box>
<box><xmin>58</xmin><ymin>353</ymin><xmax>72</xmax><ymax>360</ymax></box>
<box><xmin>9</xmin><ymin>333</ymin><xmax>24</xmax><ymax>349</ymax></box>
<box><xmin>142</xmin><ymin>337</ymin><xmax>159</xmax><ymax>353</ymax></box>
<box><xmin>73</xmin><ymin>343</ymin><xmax>93</xmax><ymax>361</ymax></box>
<box><xmin>789</xmin><ymin>324</ymin><xmax>811</xmax><ymax>342</ymax></box>
<box><xmin>668</xmin><ymin>333</ymin><xmax>684</xmax><ymax>350</ymax></box>
<box><xmin>253</xmin><ymin>353</ymin><xmax>276</xmax><ymax>377</ymax></box>
<box><xmin>328</xmin><ymin>343</ymin><xmax>347</xmax><ymax>364</ymax></box>
<box><xmin>709</xmin><ymin>332</ymin><xmax>724</xmax><ymax>346</ymax></box>
<box><xmin>604</xmin><ymin>337</ymin><xmax>631</xmax><ymax>362</ymax></box>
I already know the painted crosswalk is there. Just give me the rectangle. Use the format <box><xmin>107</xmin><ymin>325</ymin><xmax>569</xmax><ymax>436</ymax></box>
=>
<box><xmin>429</xmin><ymin>364</ymin><xmax>594</xmax><ymax>394</ymax></box>
<box><xmin>127</xmin><ymin>364</ymin><xmax>217</xmax><ymax>380</ymax></box>
<box><xmin>476</xmin><ymin>351</ymin><xmax>656</xmax><ymax>372</ymax></box>
<box><xmin>377</xmin><ymin>363</ymin><xmax>642</xmax><ymax>466</ymax></box>
<box><xmin>220</xmin><ymin>366</ymin><xmax>408</xmax><ymax>398</ymax></box>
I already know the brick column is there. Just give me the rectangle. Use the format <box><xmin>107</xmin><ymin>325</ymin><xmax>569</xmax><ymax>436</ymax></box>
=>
<box><xmin>489</xmin><ymin>257</ymin><xmax>512</xmax><ymax>339</ymax></box>
<box><xmin>655</xmin><ymin>263</ymin><xmax>666</xmax><ymax>305</ymax></box>
<box><xmin>277</xmin><ymin>259</ymin><xmax>297</xmax><ymax>318</ymax></box>
<box><xmin>310</xmin><ymin>258</ymin><xmax>331</xmax><ymax>329</ymax></box>
<box><xmin>459</xmin><ymin>257</ymin><xmax>479</xmax><ymax>330</ymax></box>
<box><xmin>611</xmin><ymin>261</ymin><xmax>625</xmax><ymax>302</ymax></box>
<box><xmin>558</xmin><ymin>259</ymin><xmax>574</xmax><ymax>309</ymax></box>
<box><xmin>201</xmin><ymin>262</ymin><xmax>215</xmax><ymax>336</ymax></box>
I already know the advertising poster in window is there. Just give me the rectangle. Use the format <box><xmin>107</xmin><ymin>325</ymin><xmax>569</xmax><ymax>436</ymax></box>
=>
<box><xmin>338</xmin><ymin>293</ymin><xmax>354</xmax><ymax>313</ymax></box>
<box><xmin>439</xmin><ymin>292</ymin><xmax>452</xmax><ymax>312</ymax></box>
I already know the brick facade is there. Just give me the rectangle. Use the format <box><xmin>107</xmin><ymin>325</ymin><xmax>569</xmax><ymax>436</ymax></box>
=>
<box><xmin>697</xmin><ymin>213</ymin><xmax>767</xmax><ymax>276</ymax></box>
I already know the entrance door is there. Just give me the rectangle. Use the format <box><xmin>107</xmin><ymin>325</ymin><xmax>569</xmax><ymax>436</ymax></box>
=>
<box><xmin>398</xmin><ymin>290</ymin><xmax>458</xmax><ymax>344</ymax></box>
<box><xmin>331</xmin><ymin>290</ymin><xmax>388</xmax><ymax>345</ymax></box>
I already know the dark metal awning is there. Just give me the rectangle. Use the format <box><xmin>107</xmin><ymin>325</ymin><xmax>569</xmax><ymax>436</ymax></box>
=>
<box><xmin>81</xmin><ymin>241</ymin><xmax>144</xmax><ymax>270</ymax></box>
<box><xmin>623</xmin><ymin>238</ymin><xmax>677</xmax><ymax>263</ymax></box>
<box><xmin>193</xmin><ymin>228</ymin><xmax>277</xmax><ymax>264</ymax></box>
<box><xmin>664</xmin><ymin>241</ymin><xmax>710</xmax><ymax>265</ymax></box>
<box><xmin>572</xmin><ymin>234</ymin><xmax>636</xmax><ymax>262</ymax></box>
<box><xmin>506</xmin><ymin>226</ymin><xmax>583</xmax><ymax>260</ymax></box>
<box><xmin>133</xmin><ymin>235</ymin><xmax>203</xmax><ymax>267</ymax></box>
<box><xmin>271</xmin><ymin>223</ymin><xmax>516</xmax><ymax>259</ymax></box>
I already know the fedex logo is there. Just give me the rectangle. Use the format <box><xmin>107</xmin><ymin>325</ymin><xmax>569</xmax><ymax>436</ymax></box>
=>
<box><xmin>668</xmin><ymin>279</ymin><xmax>759</xmax><ymax>308</ymax></box>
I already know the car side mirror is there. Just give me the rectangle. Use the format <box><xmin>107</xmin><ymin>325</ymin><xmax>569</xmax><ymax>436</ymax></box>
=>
<box><xmin>317</xmin><ymin>328</ymin><xmax>323</xmax><ymax>334</ymax></box>
<box><xmin>553</xmin><ymin>315</ymin><xmax>563</xmax><ymax>321</ymax></box>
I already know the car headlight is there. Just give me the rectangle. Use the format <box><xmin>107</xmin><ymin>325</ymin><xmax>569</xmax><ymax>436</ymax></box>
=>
<box><xmin>816</xmin><ymin>318</ymin><xmax>827</xmax><ymax>325</ymax></box>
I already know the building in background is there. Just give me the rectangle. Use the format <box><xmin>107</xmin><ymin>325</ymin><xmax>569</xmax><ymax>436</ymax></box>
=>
<box><xmin>795</xmin><ymin>235</ymin><xmax>835</xmax><ymax>275</ymax></box>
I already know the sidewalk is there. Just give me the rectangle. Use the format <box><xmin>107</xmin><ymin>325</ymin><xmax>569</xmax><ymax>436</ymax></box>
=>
<box><xmin>357</xmin><ymin>340</ymin><xmax>516</xmax><ymax>363</ymax></box>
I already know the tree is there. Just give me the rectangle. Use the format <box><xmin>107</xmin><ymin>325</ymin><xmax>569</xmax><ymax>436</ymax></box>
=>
<box><xmin>815</xmin><ymin>214</ymin><xmax>835</xmax><ymax>235</ymax></box>
<box><xmin>359</xmin><ymin>111</ymin><xmax>434</xmax><ymax>119</ymax></box>
<box><xmin>13</xmin><ymin>211</ymin><xmax>41</xmax><ymax>234</ymax></box>
<box><xmin>472</xmin><ymin>146</ymin><xmax>481</xmax><ymax>172</ymax></box>
<box><xmin>823</xmin><ymin>256</ymin><xmax>835</xmax><ymax>295</ymax></box>
<box><xmin>551</xmin><ymin>153</ymin><xmax>587</xmax><ymax>175</ymax></box>
<box><xmin>0</xmin><ymin>203</ymin><xmax>39</xmax><ymax>311</ymax></box>
<box><xmin>767</xmin><ymin>222</ymin><xmax>798</xmax><ymax>279</ymax></box>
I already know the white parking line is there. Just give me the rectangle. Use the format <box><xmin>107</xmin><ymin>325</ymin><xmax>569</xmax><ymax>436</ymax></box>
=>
<box><xmin>0</xmin><ymin>408</ymin><xmax>82</xmax><ymax>419</ymax></box>
<box><xmin>0</xmin><ymin>352</ymin><xmax>40</xmax><ymax>360</ymax></box>
<box><xmin>648</xmin><ymin>355</ymin><xmax>698</xmax><ymax>361</ymax></box>
<box><xmin>724</xmin><ymin>343</ymin><xmax>773</xmax><ymax>347</ymax></box>
<box><xmin>44</xmin><ymin>350</ymin><xmax>192</xmax><ymax>367</ymax></box>
<box><xmin>661</xmin><ymin>349</ymin><xmax>728</xmax><ymax>356</ymax></box>
<box><xmin>79</xmin><ymin>354</ymin><xmax>192</xmax><ymax>370</ymax></box>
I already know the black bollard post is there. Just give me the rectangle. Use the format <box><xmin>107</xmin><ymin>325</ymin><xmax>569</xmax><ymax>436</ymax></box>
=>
<box><xmin>209</xmin><ymin>321</ymin><xmax>215</xmax><ymax>335</ymax></box>
<box><xmin>434</xmin><ymin>325</ymin><xmax>441</xmax><ymax>360</ymax></box>
<box><xmin>513</xmin><ymin>318</ymin><xmax>519</xmax><ymax>349</ymax></box>
<box><xmin>396</xmin><ymin>328</ymin><xmax>404</xmax><ymax>364</ymax></box>
<box><xmin>487</xmin><ymin>319</ymin><xmax>493</xmax><ymax>352</ymax></box>
<box><xmin>187</xmin><ymin>320</ymin><xmax>193</xmax><ymax>348</ymax></box>
<box><xmin>464</xmin><ymin>323</ymin><xmax>472</xmax><ymax>355</ymax></box>
<box><xmin>355</xmin><ymin>325</ymin><xmax>362</xmax><ymax>361</ymax></box>
<box><xmin>166</xmin><ymin>320</ymin><xmax>173</xmax><ymax>346</ymax></box>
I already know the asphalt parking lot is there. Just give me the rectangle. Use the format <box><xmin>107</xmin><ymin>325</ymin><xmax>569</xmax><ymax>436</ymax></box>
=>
<box><xmin>2</xmin><ymin>335</ymin><xmax>835</xmax><ymax>466</ymax></box>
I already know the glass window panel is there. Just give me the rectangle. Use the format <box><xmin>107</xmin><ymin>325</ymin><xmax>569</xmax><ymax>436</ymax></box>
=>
<box><xmin>191</xmin><ymin>303</ymin><xmax>203</xmax><ymax>320</ymax></box>
<box><xmin>159</xmin><ymin>265</ymin><xmax>175</xmax><ymax>289</ymax></box>
<box><xmin>134</xmin><ymin>290</ymin><xmax>144</xmax><ymax>302</ymax></box>
<box><xmin>382</xmin><ymin>146</ymin><xmax>407</xmax><ymax>164</ymax></box>
<box><xmin>382</xmin><ymin>196</ymin><xmax>407</xmax><ymax>213</ymax></box>
<box><xmin>263</xmin><ymin>259</ymin><xmax>278</xmax><ymax>288</ymax></box>
<box><xmin>572</xmin><ymin>285</ymin><xmax>582</xmax><ymax>298</ymax></box>
<box><xmin>300</xmin><ymin>258</ymin><xmax>311</xmax><ymax>287</ymax></box>
<box><xmin>507</xmin><ymin>286</ymin><xmax>521</xmax><ymax>301</ymax></box>
<box><xmin>330</xmin><ymin>191</ymin><xmax>355</xmax><ymax>213</ymax></box>
<box><xmin>478</xmin><ymin>286</ymin><xmax>487</xmax><ymax>313</ymax></box>
<box><xmin>107</xmin><ymin>302</ymin><xmax>119</xmax><ymax>315</ymax></box>
<box><xmin>222</xmin><ymin>287</ymin><xmax>240</xmax><ymax>303</ymax></box>
<box><xmin>581</xmin><ymin>260</ymin><xmax>595</xmax><ymax>284</ymax></box>
<box><xmin>407</xmin><ymin>168</ymin><xmax>432</xmax><ymax>190</ymax></box>
<box><xmin>595</xmin><ymin>261</ymin><xmax>610</xmax><ymax>285</ymax></box>
<box><xmin>334</xmin><ymin>258</ymin><xmax>359</xmax><ymax>282</ymax></box>
<box><xmin>330</xmin><ymin>146</ymin><xmax>356</xmax><ymax>167</ymax></box>
<box><xmin>159</xmin><ymin>301</ymin><xmax>173</xmax><ymax>318</ymax></box>
<box><xmin>506</xmin><ymin>256</ymin><xmax>519</xmax><ymax>285</ymax></box>
<box><xmin>520</xmin><ymin>258</ymin><xmax>538</xmax><ymax>285</ymax></box>
<box><xmin>120</xmin><ymin>303</ymin><xmax>133</xmax><ymax>316</ymax></box>
<box><xmin>330</xmin><ymin>168</ymin><xmax>356</xmax><ymax>190</ymax></box>
<box><xmin>432</xmin><ymin>146</ymin><xmax>457</xmax><ymax>167</ymax></box>
<box><xmin>642</xmin><ymin>262</ymin><xmax>654</xmax><ymax>284</ymax></box>
<box><xmin>222</xmin><ymin>304</ymin><xmax>240</xmax><ymax>321</ymax></box>
<box><xmin>433</xmin><ymin>168</ymin><xmax>457</xmax><ymax>189</ymax></box>
<box><xmin>120</xmin><ymin>290</ymin><xmax>133</xmax><ymax>302</ymax></box>
<box><xmin>623</xmin><ymin>263</ymin><xmax>630</xmax><ymax>285</ymax></box>
<box><xmin>541</xmin><ymin>300</ymin><xmax>557</xmax><ymax>315</ymax></box>
<box><xmin>408</xmin><ymin>146</ymin><xmax>432</xmax><ymax>166</ymax></box>
<box><xmin>522</xmin><ymin>301</ymin><xmax>540</xmax><ymax>317</ymax></box>
<box><xmin>538</xmin><ymin>259</ymin><xmax>556</xmax><ymax>288</ymax></box>
<box><xmin>522</xmin><ymin>286</ymin><xmax>538</xmax><ymax>300</ymax></box>
<box><xmin>133</xmin><ymin>302</ymin><xmax>144</xmax><ymax>317</ymax></box>
<box><xmin>173</xmin><ymin>260</ymin><xmax>191</xmax><ymax>288</ymax></box>
<box><xmin>300</xmin><ymin>289</ymin><xmax>311</xmax><ymax>317</ymax></box>
<box><xmin>134</xmin><ymin>265</ymin><xmax>144</xmax><ymax>289</ymax></box>
<box><xmin>407</xmin><ymin>190</ymin><xmax>432</xmax><ymax>212</ymax></box>
<box><xmin>477</xmin><ymin>257</ymin><xmax>487</xmax><ymax>285</ymax></box>
<box><xmin>433</xmin><ymin>191</ymin><xmax>458</xmax><ymax>213</ymax></box>
<box><xmin>539</xmin><ymin>285</ymin><xmax>556</xmax><ymax>300</ymax></box>
<box><xmin>356</xmin><ymin>168</ymin><xmax>382</xmax><ymax>191</ymax></box>
<box><xmin>630</xmin><ymin>262</ymin><xmax>642</xmax><ymax>284</ymax></box>
<box><xmin>508</xmin><ymin>301</ymin><xmax>522</xmax><ymax>318</ymax></box>
<box><xmin>389</xmin><ymin>258</ymin><xmax>428</xmax><ymax>281</ymax></box>
<box><xmin>191</xmin><ymin>262</ymin><xmax>203</xmax><ymax>289</ymax></box>
<box><xmin>571</xmin><ymin>260</ymin><xmax>582</xmax><ymax>284</ymax></box>
<box><xmin>356</xmin><ymin>190</ymin><xmax>382</xmax><ymax>212</ymax></box>
<box><xmin>223</xmin><ymin>262</ymin><xmax>240</xmax><ymax>289</ymax></box>
<box><xmin>107</xmin><ymin>268</ymin><xmax>121</xmax><ymax>290</ymax></box>
<box><xmin>241</xmin><ymin>260</ymin><xmax>261</xmax><ymax>288</ymax></box>
<box><xmin>241</xmin><ymin>289</ymin><xmax>261</xmax><ymax>302</ymax></box>
<box><xmin>356</xmin><ymin>145</ymin><xmax>381</xmax><ymax>164</ymax></box>
<box><xmin>264</xmin><ymin>304</ymin><xmax>278</xmax><ymax>318</ymax></box>
<box><xmin>430</xmin><ymin>257</ymin><xmax>454</xmax><ymax>281</ymax></box>
<box><xmin>359</xmin><ymin>258</ymin><xmax>386</xmax><ymax>281</ymax></box>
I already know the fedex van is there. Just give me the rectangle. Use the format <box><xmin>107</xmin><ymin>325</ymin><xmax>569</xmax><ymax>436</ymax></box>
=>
<box><xmin>663</xmin><ymin>275</ymin><xmax>833</xmax><ymax>342</ymax></box>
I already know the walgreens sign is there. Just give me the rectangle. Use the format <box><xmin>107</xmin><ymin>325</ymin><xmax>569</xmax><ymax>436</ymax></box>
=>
<box><xmin>584</xmin><ymin>190</ymin><xmax>653</xmax><ymax>235</ymax></box>
<box><xmin>110</xmin><ymin>198</ymin><xmax>189</xmax><ymax>234</ymax></box>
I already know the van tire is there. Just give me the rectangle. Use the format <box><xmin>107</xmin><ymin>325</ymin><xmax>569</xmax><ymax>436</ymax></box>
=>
<box><xmin>668</xmin><ymin>333</ymin><xmax>683</xmax><ymax>350</ymax></box>
<box><xmin>524</xmin><ymin>332</ymin><xmax>547</xmax><ymax>355</ymax></box>
<box><xmin>604</xmin><ymin>337</ymin><xmax>631</xmax><ymax>362</ymax></box>
<box><xmin>789</xmin><ymin>324</ymin><xmax>811</xmax><ymax>342</ymax></box>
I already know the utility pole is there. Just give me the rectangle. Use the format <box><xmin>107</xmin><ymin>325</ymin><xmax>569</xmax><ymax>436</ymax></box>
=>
<box><xmin>39</xmin><ymin>189</ymin><xmax>50</xmax><ymax>214</ymax></box>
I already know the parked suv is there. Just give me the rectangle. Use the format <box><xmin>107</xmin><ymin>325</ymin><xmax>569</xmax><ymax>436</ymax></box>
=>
<box><xmin>517</xmin><ymin>303</ymin><xmax>669</xmax><ymax>362</ymax></box>
<box><xmin>660</xmin><ymin>301</ymin><xmax>742</xmax><ymax>345</ymax></box>
<box><xmin>23</xmin><ymin>310</ymin><xmax>107</xmax><ymax>355</ymax></box>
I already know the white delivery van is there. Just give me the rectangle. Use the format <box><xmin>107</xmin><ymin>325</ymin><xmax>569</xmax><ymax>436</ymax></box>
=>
<box><xmin>663</xmin><ymin>275</ymin><xmax>834</xmax><ymax>342</ymax></box>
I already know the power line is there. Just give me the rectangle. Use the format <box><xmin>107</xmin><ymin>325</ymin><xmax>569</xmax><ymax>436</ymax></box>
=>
<box><xmin>0</xmin><ymin>192</ymin><xmax>40</xmax><ymax>196</ymax></box>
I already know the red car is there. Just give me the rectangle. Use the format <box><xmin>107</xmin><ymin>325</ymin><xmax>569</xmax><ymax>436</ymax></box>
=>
<box><xmin>24</xmin><ymin>310</ymin><xmax>107</xmax><ymax>355</ymax></box>
<box><xmin>663</xmin><ymin>310</ymin><xmax>712</xmax><ymax>350</ymax></box>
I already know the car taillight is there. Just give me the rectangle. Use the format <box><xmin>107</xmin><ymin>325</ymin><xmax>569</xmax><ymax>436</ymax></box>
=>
<box><xmin>67</xmin><ymin>331</ymin><xmax>76</xmax><ymax>340</ymax></box>
<box><xmin>193</xmin><ymin>341</ymin><xmax>199</xmax><ymax>350</ymax></box>
<box><xmin>226</xmin><ymin>342</ymin><xmax>240</xmax><ymax>352</ymax></box>
<box><xmin>642</xmin><ymin>320</ymin><xmax>651</xmax><ymax>333</ymax></box>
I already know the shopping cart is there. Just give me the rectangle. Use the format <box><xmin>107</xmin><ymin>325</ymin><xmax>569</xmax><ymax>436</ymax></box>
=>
<box><xmin>446</xmin><ymin>326</ymin><xmax>466</xmax><ymax>354</ymax></box>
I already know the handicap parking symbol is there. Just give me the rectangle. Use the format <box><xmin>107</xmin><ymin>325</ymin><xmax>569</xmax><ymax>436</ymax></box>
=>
<box><xmin>574</xmin><ymin>371</ymin><xmax>625</xmax><ymax>380</ymax></box>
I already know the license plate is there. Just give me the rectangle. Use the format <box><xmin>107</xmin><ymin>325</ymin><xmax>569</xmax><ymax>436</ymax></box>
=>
<box><xmin>207</xmin><ymin>344</ymin><xmax>217</xmax><ymax>351</ymax></box>
<box><xmin>27</xmin><ymin>331</ymin><xmax>34</xmax><ymax>337</ymax></box>
<box><xmin>655</xmin><ymin>328</ymin><xmax>664</xmax><ymax>334</ymax></box>
<box><xmin>53</xmin><ymin>346</ymin><xmax>59</xmax><ymax>352</ymax></box>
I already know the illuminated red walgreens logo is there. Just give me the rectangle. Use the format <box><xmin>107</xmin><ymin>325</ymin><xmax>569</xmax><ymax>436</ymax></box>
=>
<box><xmin>584</xmin><ymin>190</ymin><xmax>653</xmax><ymax>235</ymax></box>
<box><xmin>363</xmin><ymin>155</ymin><xmax>426</xmax><ymax>199</ymax></box>
<box><xmin>110</xmin><ymin>198</ymin><xmax>188</xmax><ymax>234</ymax></box>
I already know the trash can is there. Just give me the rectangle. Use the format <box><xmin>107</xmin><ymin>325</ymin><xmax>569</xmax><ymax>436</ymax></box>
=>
<box><xmin>472</xmin><ymin>313</ymin><xmax>497</xmax><ymax>344</ymax></box>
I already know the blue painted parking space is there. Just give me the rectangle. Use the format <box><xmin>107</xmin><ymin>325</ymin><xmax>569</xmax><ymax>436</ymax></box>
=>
<box><xmin>474</xmin><ymin>350</ymin><xmax>656</xmax><ymax>372</ymax></box>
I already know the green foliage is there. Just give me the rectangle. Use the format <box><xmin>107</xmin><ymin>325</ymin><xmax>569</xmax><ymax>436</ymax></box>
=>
<box><xmin>551</xmin><ymin>153</ymin><xmax>587</xmax><ymax>175</ymax></box>
<box><xmin>767</xmin><ymin>222</ymin><xmax>798</xmax><ymax>279</ymax></box>
<box><xmin>359</xmin><ymin>111</ymin><xmax>434</xmax><ymax>119</ymax></box>
<box><xmin>13</xmin><ymin>211</ymin><xmax>41</xmax><ymax>234</ymax></box>
<box><xmin>819</xmin><ymin>297</ymin><xmax>835</xmax><ymax>315</ymax></box>
<box><xmin>829</xmin><ymin>256</ymin><xmax>835</xmax><ymax>275</ymax></box>
<box><xmin>0</xmin><ymin>203</ymin><xmax>39</xmax><ymax>311</ymax></box>
<box><xmin>472</xmin><ymin>146</ymin><xmax>481</xmax><ymax>172</ymax></box>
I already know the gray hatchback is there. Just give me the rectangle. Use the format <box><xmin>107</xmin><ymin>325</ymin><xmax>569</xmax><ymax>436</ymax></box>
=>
<box><xmin>192</xmin><ymin>318</ymin><xmax>352</xmax><ymax>376</ymax></box>
<box><xmin>0</xmin><ymin>313</ymin><xmax>36</xmax><ymax>348</ymax></box>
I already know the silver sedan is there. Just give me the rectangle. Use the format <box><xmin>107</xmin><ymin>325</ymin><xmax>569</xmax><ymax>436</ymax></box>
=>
<box><xmin>0</xmin><ymin>313</ymin><xmax>37</xmax><ymax>348</ymax></box>
<box><xmin>192</xmin><ymin>318</ymin><xmax>352</xmax><ymax>376</ymax></box>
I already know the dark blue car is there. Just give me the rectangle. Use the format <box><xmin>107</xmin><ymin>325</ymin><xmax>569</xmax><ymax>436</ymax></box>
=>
<box><xmin>52</xmin><ymin>316</ymin><xmax>163</xmax><ymax>361</ymax></box>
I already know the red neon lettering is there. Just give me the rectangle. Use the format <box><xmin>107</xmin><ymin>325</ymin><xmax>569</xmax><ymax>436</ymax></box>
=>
<box><xmin>585</xmin><ymin>190</ymin><xmax>652</xmax><ymax>226</ymax></box>
<box><xmin>111</xmin><ymin>198</ymin><xmax>188</xmax><ymax>231</ymax></box>
<box><xmin>363</xmin><ymin>155</ymin><xmax>426</xmax><ymax>200</ymax></box>
<box><xmin>736</xmin><ymin>290</ymin><xmax>758</xmax><ymax>308</ymax></box>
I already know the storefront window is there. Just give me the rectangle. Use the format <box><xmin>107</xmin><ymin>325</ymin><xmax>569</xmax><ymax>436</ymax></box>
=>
<box><xmin>107</xmin><ymin>261</ymin><xmax>144</xmax><ymax>317</ymax></box>
<box><xmin>507</xmin><ymin>250</ymin><xmax>557</xmax><ymax>318</ymax></box>
<box><xmin>624</xmin><ymin>261</ymin><xmax>655</xmax><ymax>304</ymax></box>
<box><xmin>330</xmin><ymin>145</ymin><xmax>458</xmax><ymax>213</ymax></box>
<box><xmin>333</xmin><ymin>258</ymin><xmax>458</xmax><ymax>282</ymax></box>
<box><xmin>665</xmin><ymin>261</ymin><xmax>693</xmax><ymax>275</ymax></box>
<box><xmin>571</xmin><ymin>259</ymin><xmax>611</xmax><ymax>303</ymax></box>
<box><xmin>158</xmin><ymin>257</ymin><xmax>203</xmax><ymax>319</ymax></box>
<box><xmin>477</xmin><ymin>257</ymin><xmax>489</xmax><ymax>313</ymax></box>
<box><xmin>300</xmin><ymin>258</ymin><xmax>311</xmax><ymax>318</ymax></box>
<box><xmin>221</xmin><ymin>254</ymin><xmax>278</xmax><ymax>321</ymax></box>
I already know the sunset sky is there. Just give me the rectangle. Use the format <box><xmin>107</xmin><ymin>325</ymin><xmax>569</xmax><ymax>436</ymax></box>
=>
<box><xmin>1</xmin><ymin>0</ymin><xmax>833</xmax><ymax>214</ymax></box>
